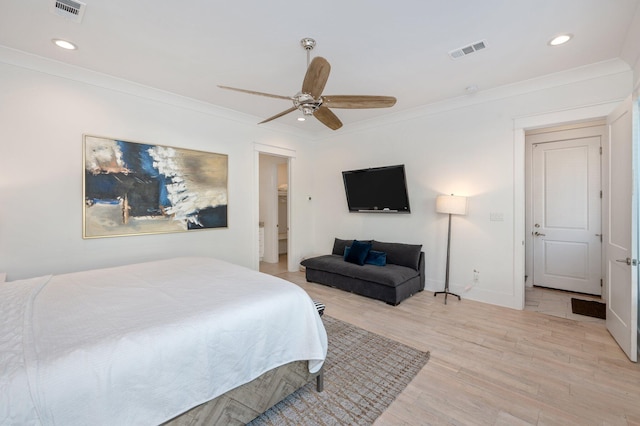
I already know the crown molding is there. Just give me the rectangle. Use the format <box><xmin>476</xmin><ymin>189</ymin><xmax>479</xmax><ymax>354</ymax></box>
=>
<box><xmin>1</xmin><ymin>44</ymin><xmax>631</xmax><ymax>143</ymax></box>
<box><xmin>312</xmin><ymin>59</ymin><xmax>631</xmax><ymax>141</ymax></box>
<box><xmin>0</xmin><ymin>44</ymin><xmax>314</xmax><ymax>140</ymax></box>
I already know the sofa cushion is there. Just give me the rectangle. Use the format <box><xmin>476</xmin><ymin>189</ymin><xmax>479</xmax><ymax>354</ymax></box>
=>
<box><xmin>332</xmin><ymin>238</ymin><xmax>353</xmax><ymax>256</ymax></box>
<box><xmin>332</xmin><ymin>238</ymin><xmax>373</xmax><ymax>256</ymax></box>
<box><xmin>344</xmin><ymin>240</ymin><xmax>372</xmax><ymax>265</ymax></box>
<box><xmin>371</xmin><ymin>240</ymin><xmax>422</xmax><ymax>271</ymax></box>
<box><xmin>301</xmin><ymin>255</ymin><xmax>419</xmax><ymax>288</ymax></box>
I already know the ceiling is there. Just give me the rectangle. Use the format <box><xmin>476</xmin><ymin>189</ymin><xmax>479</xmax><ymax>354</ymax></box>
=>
<box><xmin>1</xmin><ymin>0</ymin><xmax>639</xmax><ymax>133</ymax></box>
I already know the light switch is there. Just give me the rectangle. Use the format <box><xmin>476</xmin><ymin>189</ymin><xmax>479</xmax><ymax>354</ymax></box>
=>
<box><xmin>490</xmin><ymin>212</ymin><xmax>504</xmax><ymax>222</ymax></box>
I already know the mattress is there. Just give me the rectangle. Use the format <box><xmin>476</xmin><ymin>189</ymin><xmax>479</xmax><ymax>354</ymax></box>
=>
<box><xmin>0</xmin><ymin>257</ymin><xmax>327</xmax><ymax>425</ymax></box>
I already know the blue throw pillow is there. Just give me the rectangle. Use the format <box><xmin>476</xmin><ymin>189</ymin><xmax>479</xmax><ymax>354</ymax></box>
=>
<box><xmin>345</xmin><ymin>247</ymin><xmax>386</xmax><ymax>266</ymax></box>
<box><xmin>344</xmin><ymin>240</ymin><xmax>372</xmax><ymax>266</ymax></box>
<box><xmin>366</xmin><ymin>250</ymin><xmax>387</xmax><ymax>266</ymax></box>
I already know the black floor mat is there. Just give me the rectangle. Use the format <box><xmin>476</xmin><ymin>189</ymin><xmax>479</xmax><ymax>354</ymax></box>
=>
<box><xmin>571</xmin><ymin>298</ymin><xmax>606</xmax><ymax>319</ymax></box>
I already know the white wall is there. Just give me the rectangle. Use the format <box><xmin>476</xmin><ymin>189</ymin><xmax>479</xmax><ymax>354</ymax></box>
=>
<box><xmin>0</xmin><ymin>53</ymin><xmax>314</xmax><ymax>280</ymax></box>
<box><xmin>621</xmin><ymin>1</ymin><xmax>640</xmax><ymax>91</ymax></box>
<box><xmin>306</xmin><ymin>62</ymin><xmax>633</xmax><ymax>309</ymax></box>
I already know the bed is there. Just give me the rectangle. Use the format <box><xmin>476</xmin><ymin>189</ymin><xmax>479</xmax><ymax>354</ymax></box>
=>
<box><xmin>1</xmin><ymin>257</ymin><xmax>327</xmax><ymax>425</ymax></box>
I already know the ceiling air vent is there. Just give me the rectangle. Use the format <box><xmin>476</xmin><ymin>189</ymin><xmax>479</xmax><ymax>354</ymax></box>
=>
<box><xmin>50</xmin><ymin>0</ymin><xmax>86</xmax><ymax>23</ymax></box>
<box><xmin>448</xmin><ymin>40</ymin><xmax>487</xmax><ymax>60</ymax></box>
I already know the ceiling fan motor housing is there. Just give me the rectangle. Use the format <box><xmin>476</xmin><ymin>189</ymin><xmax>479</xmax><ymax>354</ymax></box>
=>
<box><xmin>300</xmin><ymin>38</ymin><xmax>316</xmax><ymax>51</ymax></box>
<box><xmin>294</xmin><ymin>92</ymin><xmax>322</xmax><ymax>115</ymax></box>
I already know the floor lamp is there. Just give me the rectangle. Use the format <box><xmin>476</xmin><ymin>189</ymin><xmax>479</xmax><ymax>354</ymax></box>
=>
<box><xmin>434</xmin><ymin>194</ymin><xmax>468</xmax><ymax>304</ymax></box>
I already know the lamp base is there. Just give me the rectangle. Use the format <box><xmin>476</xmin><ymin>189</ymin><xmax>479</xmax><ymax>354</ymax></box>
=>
<box><xmin>434</xmin><ymin>290</ymin><xmax>461</xmax><ymax>305</ymax></box>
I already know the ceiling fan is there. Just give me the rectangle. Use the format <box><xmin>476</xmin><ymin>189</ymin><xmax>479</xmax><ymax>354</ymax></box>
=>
<box><xmin>218</xmin><ymin>38</ymin><xmax>397</xmax><ymax>130</ymax></box>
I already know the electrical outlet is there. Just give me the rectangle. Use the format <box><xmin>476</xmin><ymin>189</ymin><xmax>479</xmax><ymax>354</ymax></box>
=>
<box><xmin>466</xmin><ymin>269</ymin><xmax>480</xmax><ymax>292</ymax></box>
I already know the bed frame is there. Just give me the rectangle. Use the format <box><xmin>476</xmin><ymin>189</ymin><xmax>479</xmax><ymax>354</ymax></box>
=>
<box><xmin>163</xmin><ymin>361</ymin><xmax>323</xmax><ymax>425</ymax></box>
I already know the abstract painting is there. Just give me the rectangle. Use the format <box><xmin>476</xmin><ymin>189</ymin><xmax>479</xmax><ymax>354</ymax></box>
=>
<box><xmin>83</xmin><ymin>135</ymin><xmax>228</xmax><ymax>238</ymax></box>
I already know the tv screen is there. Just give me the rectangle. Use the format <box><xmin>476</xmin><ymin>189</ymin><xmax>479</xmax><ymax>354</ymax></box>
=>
<box><xmin>342</xmin><ymin>165</ymin><xmax>411</xmax><ymax>213</ymax></box>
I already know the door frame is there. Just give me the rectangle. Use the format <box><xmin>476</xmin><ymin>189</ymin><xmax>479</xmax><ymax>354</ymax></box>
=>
<box><xmin>524</xmin><ymin>122</ymin><xmax>605</xmax><ymax>295</ymax></box>
<box><xmin>253</xmin><ymin>143</ymin><xmax>296</xmax><ymax>271</ymax></box>
<box><xmin>513</xmin><ymin>101</ymin><xmax>623</xmax><ymax>310</ymax></box>
<box><xmin>258</xmin><ymin>153</ymin><xmax>287</xmax><ymax>264</ymax></box>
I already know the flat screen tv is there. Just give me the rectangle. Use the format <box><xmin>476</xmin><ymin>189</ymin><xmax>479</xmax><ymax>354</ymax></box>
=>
<box><xmin>342</xmin><ymin>165</ymin><xmax>411</xmax><ymax>213</ymax></box>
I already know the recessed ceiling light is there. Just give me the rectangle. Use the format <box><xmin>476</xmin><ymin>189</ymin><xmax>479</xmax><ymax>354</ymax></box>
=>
<box><xmin>548</xmin><ymin>34</ymin><xmax>572</xmax><ymax>46</ymax></box>
<box><xmin>297</xmin><ymin>117</ymin><xmax>306</xmax><ymax>122</ymax></box>
<box><xmin>52</xmin><ymin>39</ymin><xmax>77</xmax><ymax>50</ymax></box>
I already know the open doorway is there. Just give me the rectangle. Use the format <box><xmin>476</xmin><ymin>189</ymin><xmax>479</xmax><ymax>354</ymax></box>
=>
<box><xmin>258</xmin><ymin>153</ymin><xmax>289</xmax><ymax>275</ymax></box>
<box><xmin>515</xmin><ymin>99</ymin><xmax>638</xmax><ymax>361</ymax></box>
<box><xmin>524</xmin><ymin>120</ymin><xmax>606</xmax><ymax>320</ymax></box>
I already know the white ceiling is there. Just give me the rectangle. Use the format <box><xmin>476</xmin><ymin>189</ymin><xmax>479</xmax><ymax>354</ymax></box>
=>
<box><xmin>1</xmin><ymin>0</ymin><xmax>639</xmax><ymax>133</ymax></box>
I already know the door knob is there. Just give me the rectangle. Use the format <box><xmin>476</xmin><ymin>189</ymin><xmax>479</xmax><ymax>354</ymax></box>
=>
<box><xmin>534</xmin><ymin>231</ymin><xmax>546</xmax><ymax>236</ymax></box>
<box><xmin>616</xmin><ymin>258</ymin><xmax>638</xmax><ymax>266</ymax></box>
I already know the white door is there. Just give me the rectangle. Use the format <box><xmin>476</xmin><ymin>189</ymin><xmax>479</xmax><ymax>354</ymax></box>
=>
<box><xmin>530</xmin><ymin>131</ymin><xmax>602</xmax><ymax>295</ymax></box>
<box><xmin>604</xmin><ymin>97</ymin><xmax>638</xmax><ymax>362</ymax></box>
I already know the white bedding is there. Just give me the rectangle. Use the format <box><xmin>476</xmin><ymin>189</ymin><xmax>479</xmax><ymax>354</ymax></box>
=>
<box><xmin>0</xmin><ymin>257</ymin><xmax>327</xmax><ymax>426</ymax></box>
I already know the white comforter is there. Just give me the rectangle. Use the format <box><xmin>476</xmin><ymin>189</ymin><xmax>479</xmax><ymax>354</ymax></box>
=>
<box><xmin>0</xmin><ymin>257</ymin><xmax>327</xmax><ymax>426</ymax></box>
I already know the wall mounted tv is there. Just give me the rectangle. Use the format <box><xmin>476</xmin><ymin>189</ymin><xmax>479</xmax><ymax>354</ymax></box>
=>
<box><xmin>342</xmin><ymin>164</ymin><xmax>411</xmax><ymax>213</ymax></box>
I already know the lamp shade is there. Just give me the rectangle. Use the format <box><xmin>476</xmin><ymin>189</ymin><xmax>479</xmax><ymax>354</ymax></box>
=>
<box><xmin>436</xmin><ymin>194</ymin><xmax>467</xmax><ymax>215</ymax></box>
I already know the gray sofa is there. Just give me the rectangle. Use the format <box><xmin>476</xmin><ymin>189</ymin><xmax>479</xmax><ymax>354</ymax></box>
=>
<box><xmin>300</xmin><ymin>238</ymin><xmax>425</xmax><ymax>306</ymax></box>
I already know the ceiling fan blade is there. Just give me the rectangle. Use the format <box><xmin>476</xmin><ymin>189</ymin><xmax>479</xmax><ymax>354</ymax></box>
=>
<box><xmin>313</xmin><ymin>106</ymin><xmax>343</xmax><ymax>130</ymax></box>
<box><xmin>302</xmin><ymin>57</ymin><xmax>331</xmax><ymax>98</ymax></box>
<box><xmin>218</xmin><ymin>85</ymin><xmax>291</xmax><ymax>100</ymax></box>
<box><xmin>322</xmin><ymin>95</ymin><xmax>397</xmax><ymax>109</ymax></box>
<box><xmin>258</xmin><ymin>106</ymin><xmax>297</xmax><ymax>124</ymax></box>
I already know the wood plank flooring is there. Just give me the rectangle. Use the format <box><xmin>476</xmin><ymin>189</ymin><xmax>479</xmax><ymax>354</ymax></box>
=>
<box><xmin>263</xmin><ymin>260</ymin><xmax>640</xmax><ymax>426</ymax></box>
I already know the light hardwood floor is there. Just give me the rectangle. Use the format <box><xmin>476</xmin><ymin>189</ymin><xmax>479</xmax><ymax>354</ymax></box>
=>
<box><xmin>261</xmin><ymin>257</ymin><xmax>640</xmax><ymax>426</ymax></box>
<box><xmin>524</xmin><ymin>285</ymin><xmax>605</xmax><ymax>324</ymax></box>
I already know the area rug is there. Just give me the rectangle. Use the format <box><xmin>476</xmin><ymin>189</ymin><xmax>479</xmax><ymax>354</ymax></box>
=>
<box><xmin>571</xmin><ymin>298</ymin><xmax>606</xmax><ymax>319</ymax></box>
<box><xmin>249</xmin><ymin>316</ymin><xmax>430</xmax><ymax>426</ymax></box>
